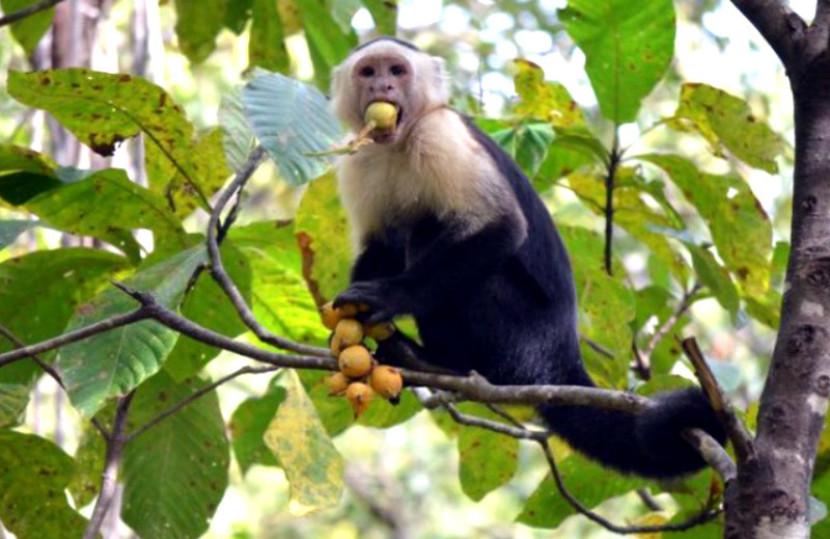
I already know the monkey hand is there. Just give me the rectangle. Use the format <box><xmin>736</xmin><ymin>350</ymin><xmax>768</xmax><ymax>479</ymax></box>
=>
<box><xmin>334</xmin><ymin>279</ymin><xmax>412</xmax><ymax>325</ymax></box>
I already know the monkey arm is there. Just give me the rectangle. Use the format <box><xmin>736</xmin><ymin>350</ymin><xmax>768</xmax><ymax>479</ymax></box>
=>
<box><xmin>336</xmin><ymin>214</ymin><xmax>525</xmax><ymax>324</ymax></box>
<box><xmin>350</xmin><ymin>236</ymin><xmax>406</xmax><ymax>282</ymax></box>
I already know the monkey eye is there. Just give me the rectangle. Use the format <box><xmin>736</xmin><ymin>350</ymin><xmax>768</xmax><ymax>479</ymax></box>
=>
<box><xmin>390</xmin><ymin>65</ymin><xmax>406</xmax><ymax>76</ymax></box>
<box><xmin>359</xmin><ymin>66</ymin><xmax>375</xmax><ymax>77</ymax></box>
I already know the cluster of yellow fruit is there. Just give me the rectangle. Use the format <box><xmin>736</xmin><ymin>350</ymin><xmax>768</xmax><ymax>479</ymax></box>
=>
<box><xmin>320</xmin><ymin>302</ymin><xmax>403</xmax><ymax>418</ymax></box>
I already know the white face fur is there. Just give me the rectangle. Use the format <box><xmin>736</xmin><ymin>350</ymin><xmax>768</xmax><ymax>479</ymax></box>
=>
<box><xmin>330</xmin><ymin>40</ymin><xmax>451</xmax><ymax>144</ymax></box>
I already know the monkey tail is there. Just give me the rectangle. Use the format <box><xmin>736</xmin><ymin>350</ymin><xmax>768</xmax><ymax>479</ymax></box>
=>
<box><xmin>539</xmin><ymin>375</ymin><xmax>726</xmax><ymax>478</ymax></box>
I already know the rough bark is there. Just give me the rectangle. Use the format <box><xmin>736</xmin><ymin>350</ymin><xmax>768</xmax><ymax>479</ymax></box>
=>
<box><xmin>725</xmin><ymin>4</ymin><xmax>830</xmax><ymax>536</ymax></box>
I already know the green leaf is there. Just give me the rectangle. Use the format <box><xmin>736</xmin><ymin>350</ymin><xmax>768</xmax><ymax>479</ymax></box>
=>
<box><xmin>362</xmin><ymin>0</ymin><xmax>397</xmax><ymax>34</ymax></box>
<box><xmin>122</xmin><ymin>371</ymin><xmax>230</xmax><ymax>539</ymax></box>
<box><xmin>242</xmin><ymin>72</ymin><xmax>343</xmax><ymax>186</ymax></box>
<box><xmin>492</xmin><ymin>122</ymin><xmax>555</xmax><ymax>177</ymax></box>
<box><xmin>0</xmin><ymin>430</ymin><xmax>87</xmax><ymax>538</ymax></box>
<box><xmin>456</xmin><ymin>403</ymin><xmax>519</xmax><ymax>501</ymax></box>
<box><xmin>7</xmin><ymin>168</ymin><xmax>184</xmax><ymax>256</ymax></box>
<box><xmin>687</xmin><ymin>244</ymin><xmax>739</xmax><ymax>318</ymax></box>
<box><xmin>294</xmin><ymin>171</ymin><xmax>352</xmax><ymax>302</ymax></box>
<box><xmin>223</xmin><ymin>0</ymin><xmax>252</xmax><ymax>34</ymax></box>
<box><xmin>67</xmin><ymin>425</ymin><xmax>106</xmax><ymax>508</ymax></box>
<box><xmin>635</xmin><ymin>374</ymin><xmax>695</xmax><ymax>396</ymax></box>
<box><xmin>229</xmin><ymin>377</ymin><xmax>286</xmax><ymax>475</ymax></box>
<box><xmin>0</xmin><ymin>248</ymin><xmax>128</xmax><ymax>386</ymax></box>
<box><xmin>0</xmin><ymin>219</ymin><xmax>38</xmax><ymax>250</ymax></box>
<box><xmin>642</xmin><ymin>154</ymin><xmax>772</xmax><ymax>295</ymax></box>
<box><xmin>298</xmin><ymin>0</ymin><xmax>357</xmax><ymax>90</ymax></box>
<box><xmin>559</xmin><ymin>0</ymin><xmax>675</xmax><ymax>124</ymax></box>
<box><xmin>164</xmin><ymin>241</ymin><xmax>252</xmax><ymax>381</ymax></box>
<box><xmin>263</xmin><ymin>369</ymin><xmax>344</xmax><ymax>515</ymax></box>
<box><xmin>0</xmin><ymin>0</ymin><xmax>55</xmax><ymax>54</ymax></box>
<box><xmin>56</xmin><ymin>246</ymin><xmax>207</xmax><ymax>417</ymax></box>
<box><xmin>0</xmin><ymin>144</ymin><xmax>56</xmax><ymax>175</ymax></box>
<box><xmin>229</xmin><ymin>222</ymin><xmax>328</xmax><ymax>344</ymax></box>
<box><xmin>0</xmin><ymin>383</ymin><xmax>28</xmax><ymax>427</ymax></box>
<box><xmin>249</xmin><ymin>0</ymin><xmax>290</xmax><ymax>71</ymax></box>
<box><xmin>8</xmin><ymin>69</ymin><xmax>213</xmax><ymax>214</ymax></box>
<box><xmin>559</xmin><ymin>226</ymin><xmax>634</xmax><ymax>388</ymax></box>
<box><xmin>668</xmin><ymin>83</ymin><xmax>784</xmax><ymax>173</ymax></box>
<box><xmin>517</xmin><ymin>454</ymin><xmax>643</xmax><ymax>528</ymax></box>
<box><xmin>174</xmin><ymin>0</ymin><xmax>228</xmax><ymax>63</ymax></box>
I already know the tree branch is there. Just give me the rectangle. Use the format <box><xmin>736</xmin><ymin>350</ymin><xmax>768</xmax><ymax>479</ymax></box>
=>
<box><xmin>83</xmin><ymin>391</ymin><xmax>134</xmax><ymax>539</ymax></box>
<box><xmin>124</xmin><ymin>364</ymin><xmax>279</xmax><ymax>443</ymax></box>
<box><xmin>206</xmin><ymin>146</ymin><xmax>330</xmax><ymax>358</ymax></box>
<box><xmin>681</xmin><ymin>337</ymin><xmax>755</xmax><ymax>464</ymax></box>
<box><xmin>537</xmin><ymin>437</ymin><xmax>722</xmax><ymax>534</ymax></box>
<box><xmin>0</xmin><ymin>0</ymin><xmax>65</xmax><ymax>27</ymax></box>
<box><xmin>682</xmin><ymin>428</ymin><xmax>737</xmax><ymax>483</ymax></box>
<box><xmin>0</xmin><ymin>308</ymin><xmax>152</xmax><ymax>369</ymax></box>
<box><xmin>728</xmin><ymin>0</ymin><xmax>805</xmax><ymax>68</ymax></box>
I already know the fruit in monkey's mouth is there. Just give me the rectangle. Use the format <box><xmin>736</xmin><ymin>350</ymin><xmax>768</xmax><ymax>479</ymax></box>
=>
<box><xmin>364</xmin><ymin>101</ymin><xmax>398</xmax><ymax>131</ymax></box>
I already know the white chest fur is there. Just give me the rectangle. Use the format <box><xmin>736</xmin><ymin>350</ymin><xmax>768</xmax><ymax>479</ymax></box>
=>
<box><xmin>335</xmin><ymin>109</ymin><xmax>517</xmax><ymax>247</ymax></box>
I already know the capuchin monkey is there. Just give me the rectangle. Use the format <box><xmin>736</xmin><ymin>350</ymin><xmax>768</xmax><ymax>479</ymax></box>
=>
<box><xmin>331</xmin><ymin>37</ymin><xmax>726</xmax><ymax>479</ymax></box>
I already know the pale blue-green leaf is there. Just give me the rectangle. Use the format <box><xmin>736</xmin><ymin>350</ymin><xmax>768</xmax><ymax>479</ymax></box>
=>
<box><xmin>242</xmin><ymin>72</ymin><xmax>342</xmax><ymax>185</ymax></box>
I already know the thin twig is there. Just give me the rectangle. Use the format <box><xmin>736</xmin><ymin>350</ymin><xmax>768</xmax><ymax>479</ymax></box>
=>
<box><xmin>680</xmin><ymin>338</ymin><xmax>755</xmax><ymax>464</ymax></box>
<box><xmin>206</xmin><ymin>146</ymin><xmax>329</xmax><ymax>358</ymax></box>
<box><xmin>0</xmin><ymin>308</ymin><xmax>151</xmax><ymax>369</ymax></box>
<box><xmin>635</xmin><ymin>282</ymin><xmax>703</xmax><ymax>378</ymax></box>
<box><xmin>0</xmin><ymin>0</ymin><xmax>65</xmax><ymax>27</ymax></box>
<box><xmin>83</xmin><ymin>391</ymin><xmax>134</xmax><ymax>539</ymax></box>
<box><xmin>124</xmin><ymin>365</ymin><xmax>279</xmax><ymax>443</ymax></box>
<box><xmin>444</xmin><ymin>403</ymin><xmax>543</xmax><ymax>440</ymax></box>
<box><xmin>537</xmin><ymin>437</ymin><xmax>722</xmax><ymax>534</ymax></box>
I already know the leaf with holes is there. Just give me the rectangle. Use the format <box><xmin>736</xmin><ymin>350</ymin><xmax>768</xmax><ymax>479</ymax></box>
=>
<box><xmin>56</xmin><ymin>246</ymin><xmax>207</xmax><ymax>417</ymax></box>
<box><xmin>0</xmin><ymin>430</ymin><xmax>87</xmax><ymax>538</ymax></box>
<box><xmin>7</xmin><ymin>69</ymin><xmax>213</xmax><ymax>214</ymax></box>
<box><xmin>559</xmin><ymin>0</ymin><xmax>675</xmax><ymax>124</ymax></box>
<box><xmin>263</xmin><ymin>370</ymin><xmax>344</xmax><ymax>515</ymax></box>
<box><xmin>668</xmin><ymin>83</ymin><xmax>784</xmax><ymax>173</ymax></box>
<box><xmin>242</xmin><ymin>72</ymin><xmax>343</xmax><ymax>185</ymax></box>
<box><xmin>642</xmin><ymin>154</ymin><xmax>772</xmax><ymax>295</ymax></box>
<box><xmin>122</xmin><ymin>371</ymin><xmax>229</xmax><ymax>539</ymax></box>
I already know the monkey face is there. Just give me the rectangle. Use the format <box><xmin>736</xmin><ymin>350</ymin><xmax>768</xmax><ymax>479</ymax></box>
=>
<box><xmin>351</xmin><ymin>53</ymin><xmax>411</xmax><ymax>143</ymax></box>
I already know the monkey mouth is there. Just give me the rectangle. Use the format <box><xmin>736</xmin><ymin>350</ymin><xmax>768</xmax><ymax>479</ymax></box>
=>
<box><xmin>365</xmin><ymin>100</ymin><xmax>402</xmax><ymax>143</ymax></box>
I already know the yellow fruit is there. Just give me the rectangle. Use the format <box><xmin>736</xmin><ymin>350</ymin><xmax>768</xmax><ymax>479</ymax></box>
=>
<box><xmin>338</xmin><ymin>345</ymin><xmax>374</xmax><ymax>378</ymax></box>
<box><xmin>364</xmin><ymin>322</ymin><xmax>395</xmax><ymax>341</ymax></box>
<box><xmin>364</xmin><ymin>102</ymin><xmax>398</xmax><ymax>131</ymax></box>
<box><xmin>331</xmin><ymin>319</ymin><xmax>363</xmax><ymax>355</ymax></box>
<box><xmin>326</xmin><ymin>372</ymin><xmax>350</xmax><ymax>396</ymax></box>
<box><xmin>338</xmin><ymin>302</ymin><xmax>370</xmax><ymax>318</ymax></box>
<box><xmin>346</xmin><ymin>382</ymin><xmax>374</xmax><ymax>418</ymax></box>
<box><xmin>320</xmin><ymin>302</ymin><xmax>342</xmax><ymax>330</ymax></box>
<box><xmin>370</xmin><ymin>365</ymin><xmax>403</xmax><ymax>401</ymax></box>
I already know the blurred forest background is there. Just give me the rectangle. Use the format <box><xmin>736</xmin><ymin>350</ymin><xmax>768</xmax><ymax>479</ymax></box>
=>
<box><xmin>0</xmin><ymin>0</ymin><xmax>812</xmax><ymax>537</ymax></box>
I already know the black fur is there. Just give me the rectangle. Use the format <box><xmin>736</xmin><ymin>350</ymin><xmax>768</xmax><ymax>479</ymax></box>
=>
<box><xmin>354</xmin><ymin>37</ymin><xmax>421</xmax><ymax>53</ymax></box>
<box><xmin>336</xmin><ymin>111</ymin><xmax>726</xmax><ymax>478</ymax></box>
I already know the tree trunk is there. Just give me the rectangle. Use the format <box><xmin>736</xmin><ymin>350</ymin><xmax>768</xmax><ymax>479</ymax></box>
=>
<box><xmin>725</xmin><ymin>40</ymin><xmax>830</xmax><ymax>539</ymax></box>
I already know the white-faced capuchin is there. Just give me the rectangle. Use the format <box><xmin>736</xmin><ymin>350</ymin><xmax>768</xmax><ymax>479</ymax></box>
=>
<box><xmin>330</xmin><ymin>37</ymin><xmax>726</xmax><ymax>479</ymax></box>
